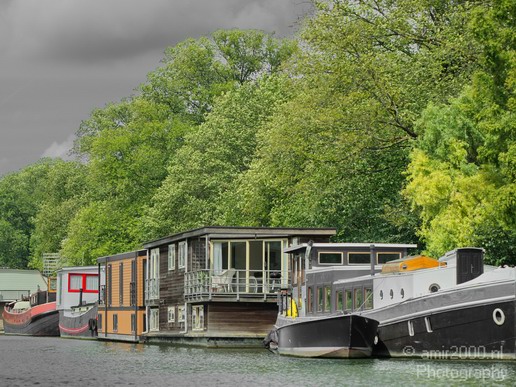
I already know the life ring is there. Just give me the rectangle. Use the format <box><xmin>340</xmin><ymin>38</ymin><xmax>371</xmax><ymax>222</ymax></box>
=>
<box><xmin>493</xmin><ymin>308</ymin><xmax>505</xmax><ymax>326</ymax></box>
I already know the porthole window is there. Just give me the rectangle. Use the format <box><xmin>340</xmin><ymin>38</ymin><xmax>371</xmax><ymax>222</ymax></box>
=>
<box><xmin>493</xmin><ymin>308</ymin><xmax>505</xmax><ymax>326</ymax></box>
<box><xmin>380</xmin><ymin>290</ymin><xmax>383</xmax><ymax>300</ymax></box>
<box><xmin>400</xmin><ymin>288</ymin><xmax>405</xmax><ymax>299</ymax></box>
<box><xmin>389</xmin><ymin>289</ymin><xmax>394</xmax><ymax>299</ymax></box>
<box><xmin>429</xmin><ymin>283</ymin><xmax>440</xmax><ymax>293</ymax></box>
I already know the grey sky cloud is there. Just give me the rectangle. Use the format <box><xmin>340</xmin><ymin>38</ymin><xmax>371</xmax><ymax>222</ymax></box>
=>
<box><xmin>0</xmin><ymin>0</ymin><xmax>311</xmax><ymax>176</ymax></box>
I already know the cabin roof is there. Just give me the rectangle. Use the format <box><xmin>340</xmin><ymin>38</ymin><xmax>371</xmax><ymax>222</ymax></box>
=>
<box><xmin>97</xmin><ymin>249</ymin><xmax>147</xmax><ymax>263</ymax></box>
<box><xmin>284</xmin><ymin>243</ymin><xmax>418</xmax><ymax>254</ymax></box>
<box><xmin>0</xmin><ymin>269</ymin><xmax>48</xmax><ymax>293</ymax></box>
<box><xmin>142</xmin><ymin>226</ymin><xmax>337</xmax><ymax>249</ymax></box>
<box><xmin>57</xmin><ymin>265</ymin><xmax>98</xmax><ymax>274</ymax></box>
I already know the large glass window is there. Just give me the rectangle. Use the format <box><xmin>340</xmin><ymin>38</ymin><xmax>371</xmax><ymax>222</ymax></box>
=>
<box><xmin>319</xmin><ymin>252</ymin><xmax>343</xmax><ymax>265</ymax></box>
<box><xmin>348</xmin><ymin>253</ymin><xmax>371</xmax><ymax>265</ymax></box>
<box><xmin>213</xmin><ymin>242</ymin><xmax>229</xmax><ymax>274</ymax></box>
<box><xmin>377</xmin><ymin>252</ymin><xmax>401</xmax><ymax>264</ymax></box>
<box><xmin>68</xmin><ymin>273</ymin><xmax>98</xmax><ymax>294</ymax></box>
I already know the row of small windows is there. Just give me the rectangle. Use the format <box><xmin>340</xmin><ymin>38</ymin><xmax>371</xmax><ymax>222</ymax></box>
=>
<box><xmin>307</xmin><ymin>286</ymin><xmax>374</xmax><ymax>313</ymax></box>
<box><xmin>167</xmin><ymin>305</ymin><xmax>204</xmax><ymax>331</ymax></box>
<box><xmin>105</xmin><ymin>313</ymin><xmax>136</xmax><ymax>333</ymax></box>
<box><xmin>166</xmin><ymin>242</ymin><xmax>187</xmax><ymax>271</ymax></box>
<box><xmin>318</xmin><ymin>252</ymin><xmax>401</xmax><ymax>265</ymax></box>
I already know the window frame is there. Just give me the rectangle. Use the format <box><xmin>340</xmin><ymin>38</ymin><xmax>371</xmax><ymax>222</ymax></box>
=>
<box><xmin>318</xmin><ymin>251</ymin><xmax>343</xmax><ymax>265</ymax></box>
<box><xmin>68</xmin><ymin>273</ymin><xmax>99</xmax><ymax>294</ymax></box>
<box><xmin>167</xmin><ymin>306</ymin><xmax>176</xmax><ymax>323</ymax></box>
<box><xmin>377</xmin><ymin>252</ymin><xmax>401</xmax><ymax>264</ymax></box>
<box><xmin>178</xmin><ymin>241</ymin><xmax>187</xmax><ymax>269</ymax></box>
<box><xmin>168</xmin><ymin>244</ymin><xmax>176</xmax><ymax>271</ymax></box>
<box><xmin>192</xmin><ymin>305</ymin><xmax>204</xmax><ymax>331</ymax></box>
<box><xmin>348</xmin><ymin>252</ymin><xmax>371</xmax><ymax>265</ymax></box>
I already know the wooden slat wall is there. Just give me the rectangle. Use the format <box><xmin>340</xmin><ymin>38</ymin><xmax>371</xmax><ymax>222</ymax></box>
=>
<box><xmin>207</xmin><ymin>302</ymin><xmax>277</xmax><ymax>336</ymax></box>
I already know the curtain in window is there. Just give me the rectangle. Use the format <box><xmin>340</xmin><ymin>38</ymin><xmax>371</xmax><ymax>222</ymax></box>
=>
<box><xmin>70</xmin><ymin>274</ymin><xmax>82</xmax><ymax>290</ymax></box>
<box><xmin>86</xmin><ymin>275</ymin><xmax>98</xmax><ymax>291</ymax></box>
<box><xmin>213</xmin><ymin>243</ymin><xmax>223</xmax><ymax>275</ymax></box>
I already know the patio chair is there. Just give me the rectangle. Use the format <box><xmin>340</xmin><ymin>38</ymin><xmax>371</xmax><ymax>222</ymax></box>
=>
<box><xmin>212</xmin><ymin>268</ymin><xmax>236</xmax><ymax>292</ymax></box>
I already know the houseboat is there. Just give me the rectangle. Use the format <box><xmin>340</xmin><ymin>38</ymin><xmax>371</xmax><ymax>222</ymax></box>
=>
<box><xmin>2</xmin><ymin>273</ymin><xmax>59</xmax><ymax>336</ymax></box>
<box><xmin>264</xmin><ymin>242</ymin><xmax>416</xmax><ymax>357</ymax></box>
<box><xmin>56</xmin><ymin>266</ymin><xmax>101</xmax><ymax>338</ymax></box>
<box><xmin>142</xmin><ymin>226</ymin><xmax>336</xmax><ymax>346</ymax></box>
<box><xmin>97</xmin><ymin>250</ymin><xmax>147</xmax><ymax>342</ymax></box>
<box><xmin>341</xmin><ymin>247</ymin><xmax>516</xmax><ymax>360</ymax></box>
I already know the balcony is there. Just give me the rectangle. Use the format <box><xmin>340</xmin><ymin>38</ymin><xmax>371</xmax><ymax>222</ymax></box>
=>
<box><xmin>184</xmin><ymin>269</ymin><xmax>285</xmax><ymax>302</ymax></box>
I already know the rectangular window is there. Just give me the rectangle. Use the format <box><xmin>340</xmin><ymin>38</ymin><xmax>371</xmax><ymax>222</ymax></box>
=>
<box><xmin>348</xmin><ymin>253</ymin><xmax>370</xmax><ymax>265</ymax></box>
<box><xmin>318</xmin><ymin>252</ymin><xmax>343</xmax><ymax>265</ymax></box>
<box><xmin>336</xmin><ymin>290</ymin><xmax>343</xmax><ymax>311</ymax></box>
<box><xmin>364</xmin><ymin>288</ymin><xmax>373</xmax><ymax>309</ymax></box>
<box><xmin>192</xmin><ymin>305</ymin><xmax>204</xmax><ymax>331</ymax></box>
<box><xmin>307</xmin><ymin>287</ymin><xmax>313</xmax><ymax>313</ymax></box>
<box><xmin>178</xmin><ymin>305</ymin><xmax>185</xmax><ymax>330</ymax></box>
<box><xmin>354</xmin><ymin>288</ymin><xmax>364</xmax><ymax>310</ymax></box>
<box><xmin>113</xmin><ymin>314</ymin><xmax>118</xmax><ymax>332</ymax></box>
<box><xmin>119</xmin><ymin>262</ymin><xmax>124</xmax><ymax>306</ymax></box>
<box><xmin>168</xmin><ymin>244</ymin><xmax>176</xmax><ymax>271</ymax></box>
<box><xmin>68</xmin><ymin>273</ymin><xmax>99</xmax><ymax>293</ymax></box>
<box><xmin>168</xmin><ymin>306</ymin><xmax>176</xmax><ymax>323</ymax></box>
<box><xmin>150</xmin><ymin>308</ymin><xmax>159</xmax><ymax>332</ymax></box>
<box><xmin>130</xmin><ymin>260</ymin><xmax>136</xmax><ymax>306</ymax></box>
<box><xmin>107</xmin><ymin>265</ymin><xmax>112</xmax><ymax>306</ymax></box>
<box><xmin>377</xmin><ymin>252</ymin><xmax>401</xmax><ymax>264</ymax></box>
<box><xmin>98</xmin><ymin>314</ymin><xmax>102</xmax><ymax>332</ymax></box>
<box><xmin>324</xmin><ymin>286</ymin><xmax>331</xmax><ymax>312</ymax></box>
<box><xmin>213</xmin><ymin>242</ymin><xmax>229</xmax><ymax>274</ymax></box>
<box><xmin>345</xmin><ymin>289</ymin><xmax>353</xmax><ymax>311</ymax></box>
<box><xmin>178</xmin><ymin>241</ymin><xmax>187</xmax><ymax>269</ymax></box>
<box><xmin>131</xmin><ymin>314</ymin><xmax>136</xmax><ymax>333</ymax></box>
<box><xmin>317</xmin><ymin>287</ymin><xmax>323</xmax><ymax>312</ymax></box>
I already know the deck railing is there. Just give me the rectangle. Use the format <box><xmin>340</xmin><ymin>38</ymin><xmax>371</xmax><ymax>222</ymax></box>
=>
<box><xmin>184</xmin><ymin>269</ymin><xmax>285</xmax><ymax>300</ymax></box>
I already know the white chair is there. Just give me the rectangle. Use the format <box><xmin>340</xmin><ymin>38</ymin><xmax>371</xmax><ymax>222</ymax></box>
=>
<box><xmin>212</xmin><ymin>269</ymin><xmax>236</xmax><ymax>292</ymax></box>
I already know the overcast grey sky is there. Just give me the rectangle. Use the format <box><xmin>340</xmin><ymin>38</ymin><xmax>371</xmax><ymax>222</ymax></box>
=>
<box><xmin>0</xmin><ymin>0</ymin><xmax>311</xmax><ymax>176</ymax></box>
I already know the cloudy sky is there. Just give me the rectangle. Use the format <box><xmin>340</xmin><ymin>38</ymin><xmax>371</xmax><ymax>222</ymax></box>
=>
<box><xmin>0</xmin><ymin>0</ymin><xmax>311</xmax><ymax>176</ymax></box>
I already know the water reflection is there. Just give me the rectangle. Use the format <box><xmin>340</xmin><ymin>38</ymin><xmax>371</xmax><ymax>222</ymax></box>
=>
<box><xmin>0</xmin><ymin>336</ymin><xmax>514</xmax><ymax>386</ymax></box>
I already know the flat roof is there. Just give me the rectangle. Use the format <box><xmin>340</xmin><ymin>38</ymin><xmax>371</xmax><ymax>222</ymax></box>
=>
<box><xmin>97</xmin><ymin>249</ymin><xmax>147</xmax><ymax>263</ymax></box>
<box><xmin>284</xmin><ymin>243</ymin><xmax>418</xmax><ymax>254</ymax></box>
<box><xmin>57</xmin><ymin>266</ymin><xmax>98</xmax><ymax>273</ymax></box>
<box><xmin>143</xmin><ymin>226</ymin><xmax>337</xmax><ymax>249</ymax></box>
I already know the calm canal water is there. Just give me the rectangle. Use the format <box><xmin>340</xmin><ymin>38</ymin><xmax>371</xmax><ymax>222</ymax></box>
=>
<box><xmin>0</xmin><ymin>336</ymin><xmax>514</xmax><ymax>386</ymax></box>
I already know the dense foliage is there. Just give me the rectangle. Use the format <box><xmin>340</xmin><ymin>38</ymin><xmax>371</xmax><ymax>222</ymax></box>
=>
<box><xmin>0</xmin><ymin>2</ymin><xmax>513</xmax><ymax>269</ymax></box>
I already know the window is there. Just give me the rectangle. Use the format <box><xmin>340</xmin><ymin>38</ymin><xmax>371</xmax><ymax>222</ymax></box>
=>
<box><xmin>130</xmin><ymin>260</ymin><xmax>136</xmax><ymax>306</ymax></box>
<box><xmin>324</xmin><ymin>286</ymin><xmax>331</xmax><ymax>312</ymax></box>
<box><xmin>178</xmin><ymin>241</ymin><xmax>187</xmax><ymax>269</ymax></box>
<box><xmin>307</xmin><ymin>287</ymin><xmax>313</xmax><ymax>313</ymax></box>
<box><xmin>192</xmin><ymin>305</ymin><xmax>204</xmax><ymax>331</ymax></box>
<box><xmin>317</xmin><ymin>287</ymin><xmax>323</xmax><ymax>312</ymax></box>
<box><xmin>178</xmin><ymin>305</ymin><xmax>185</xmax><ymax>330</ymax></box>
<box><xmin>168</xmin><ymin>306</ymin><xmax>176</xmax><ymax>323</ymax></box>
<box><xmin>354</xmin><ymin>288</ymin><xmax>363</xmax><ymax>310</ymax></box>
<box><xmin>119</xmin><ymin>262</ymin><xmax>124</xmax><ymax>306</ymax></box>
<box><xmin>319</xmin><ymin>252</ymin><xmax>343</xmax><ymax>265</ymax></box>
<box><xmin>348</xmin><ymin>253</ymin><xmax>370</xmax><ymax>265</ymax></box>
<box><xmin>131</xmin><ymin>314</ymin><xmax>136</xmax><ymax>333</ymax></box>
<box><xmin>113</xmin><ymin>314</ymin><xmax>118</xmax><ymax>332</ymax></box>
<box><xmin>213</xmin><ymin>242</ymin><xmax>229</xmax><ymax>274</ymax></box>
<box><xmin>336</xmin><ymin>290</ymin><xmax>343</xmax><ymax>311</ymax></box>
<box><xmin>377</xmin><ymin>252</ymin><xmax>401</xmax><ymax>264</ymax></box>
<box><xmin>345</xmin><ymin>290</ymin><xmax>353</xmax><ymax>311</ymax></box>
<box><xmin>98</xmin><ymin>314</ymin><xmax>102</xmax><ymax>332</ymax></box>
<box><xmin>107</xmin><ymin>265</ymin><xmax>112</xmax><ymax>306</ymax></box>
<box><xmin>148</xmin><ymin>248</ymin><xmax>160</xmax><ymax>300</ymax></box>
<box><xmin>168</xmin><ymin>244</ymin><xmax>176</xmax><ymax>271</ymax></box>
<box><xmin>364</xmin><ymin>288</ymin><xmax>373</xmax><ymax>309</ymax></box>
<box><xmin>150</xmin><ymin>308</ymin><xmax>159</xmax><ymax>332</ymax></box>
<box><xmin>68</xmin><ymin>273</ymin><xmax>99</xmax><ymax>293</ymax></box>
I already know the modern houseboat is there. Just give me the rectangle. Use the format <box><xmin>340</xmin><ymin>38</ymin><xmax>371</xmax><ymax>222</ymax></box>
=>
<box><xmin>56</xmin><ymin>266</ymin><xmax>101</xmax><ymax>339</ymax></box>
<box><xmin>97</xmin><ymin>250</ymin><xmax>147</xmax><ymax>342</ymax></box>
<box><xmin>142</xmin><ymin>226</ymin><xmax>336</xmax><ymax>346</ymax></box>
<box><xmin>2</xmin><ymin>273</ymin><xmax>59</xmax><ymax>337</ymax></box>
<box><xmin>264</xmin><ymin>242</ymin><xmax>416</xmax><ymax>357</ymax></box>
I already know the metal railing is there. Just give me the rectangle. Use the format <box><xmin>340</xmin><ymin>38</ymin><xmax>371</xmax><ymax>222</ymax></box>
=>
<box><xmin>184</xmin><ymin>269</ymin><xmax>285</xmax><ymax>300</ymax></box>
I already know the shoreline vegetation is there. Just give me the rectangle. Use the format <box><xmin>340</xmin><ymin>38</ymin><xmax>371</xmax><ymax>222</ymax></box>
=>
<box><xmin>0</xmin><ymin>1</ymin><xmax>513</xmax><ymax>270</ymax></box>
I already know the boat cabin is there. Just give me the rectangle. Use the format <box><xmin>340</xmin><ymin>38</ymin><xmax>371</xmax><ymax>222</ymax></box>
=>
<box><xmin>284</xmin><ymin>243</ymin><xmax>417</xmax><ymax>317</ymax></box>
<box><xmin>97</xmin><ymin>250</ymin><xmax>147</xmax><ymax>342</ymax></box>
<box><xmin>142</xmin><ymin>226</ymin><xmax>335</xmax><ymax>344</ymax></box>
<box><xmin>56</xmin><ymin>266</ymin><xmax>100</xmax><ymax>311</ymax></box>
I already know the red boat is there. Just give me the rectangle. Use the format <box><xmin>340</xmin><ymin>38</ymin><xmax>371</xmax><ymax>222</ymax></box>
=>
<box><xmin>2</xmin><ymin>290</ymin><xmax>59</xmax><ymax>336</ymax></box>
